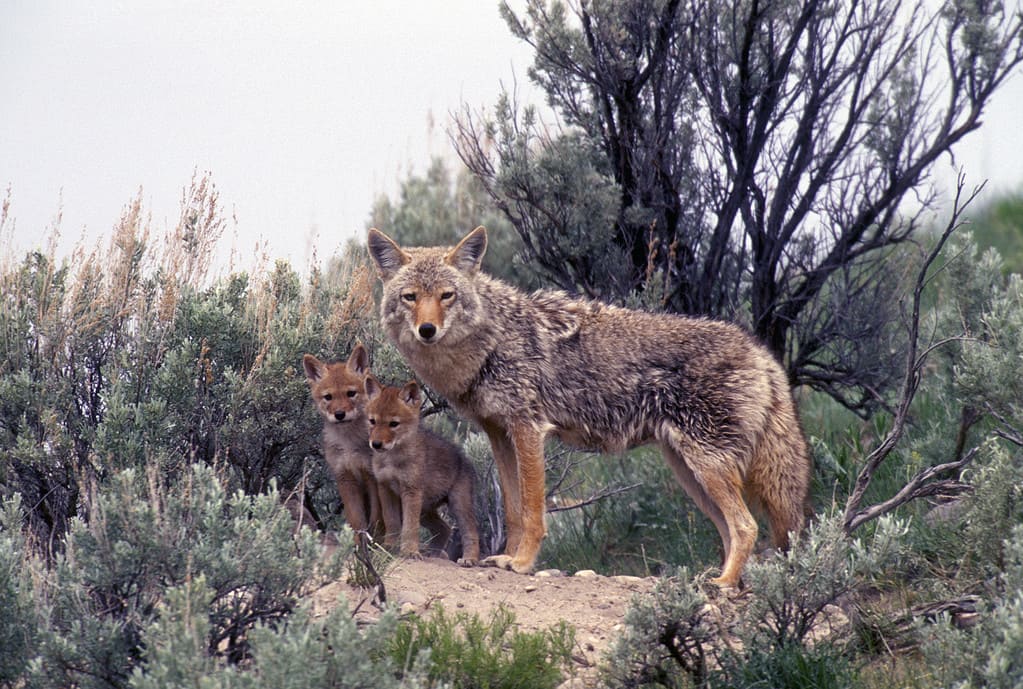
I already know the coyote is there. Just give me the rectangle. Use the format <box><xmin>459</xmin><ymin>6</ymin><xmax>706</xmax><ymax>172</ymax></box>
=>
<box><xmin>364</xmin><ymin>374</ymin><xmax>481</xmax><ymax>565</ymax></box>
<box><xmin>367</xmin><ymin>226</ymin><xmax>812</xmax><ymax>587</ymax></box>
<box><xmin>302</xmin><ymin>345</ymin><xmax>382</xmax><ymax>543</ymax></box>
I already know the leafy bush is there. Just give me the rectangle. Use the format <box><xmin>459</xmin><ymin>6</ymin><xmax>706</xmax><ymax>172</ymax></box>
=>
<box><xmin>130</xmin><ymin>578</ymin><xmax>427</xmax><ymax>689</ymax></box>
<box><xmin>602</xmin><ymin>514</ymin><xmax>907</xmax><ymax>689</ymax></box>
<box><xmin>921</xmin><ymin>525</ymin><xmax>1023</xmax><ymax>689</ymax></box>
<box><xmin>390</xmin><ymin>604</ymin><xmax>575</xmax><ymax>689</ymax></box>
<box><xmin>0</xmin><ymin>495</ymin><xmax>37</xmax><ymax>686</ymax></box>
<box><xmin>22</xmin><ymin>462</ymin><xmax>347</xmax><ymax>689</ymax></box>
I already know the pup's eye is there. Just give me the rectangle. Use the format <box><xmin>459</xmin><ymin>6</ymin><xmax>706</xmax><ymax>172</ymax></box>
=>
<box><xmin>440</xmin><ymin>291</ymin><xmax>455</xmax><ymax>301</ymax></box>
<box><xmin>401</xmin><ymin>292</ymin><xmax>416</xmax><ymax>303</ymax></box>
<box><xmin>323</xmin><ymin>394</ymin><xmax>332</xmax><ymax>401</ymax></box>
<box><xmin>346</xmin><ymin>390</ymin><xmax>357</xmax><ymax>398</ymax></box>
<box><xmin>368</xmin><ymin>418</ymin><xmax>376</xmax><ymax>426</ymax></box>
<box><xmin>388</xmin><ymin>421</ymin><xmax>400</xmax><ymax>428</ymax></box>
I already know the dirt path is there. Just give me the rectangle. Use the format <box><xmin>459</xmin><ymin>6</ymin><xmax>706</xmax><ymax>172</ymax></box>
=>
<box><xmin>311</xmin><ymin>557</ymin><xmax>658</xmax><ymax>685</ymax></box>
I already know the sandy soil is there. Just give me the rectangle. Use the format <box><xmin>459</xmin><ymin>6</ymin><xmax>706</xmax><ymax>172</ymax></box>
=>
<box><xmin>310</xmin><ymin>556</ymin><xmax>658</xmax><ymax>685</ymax></box>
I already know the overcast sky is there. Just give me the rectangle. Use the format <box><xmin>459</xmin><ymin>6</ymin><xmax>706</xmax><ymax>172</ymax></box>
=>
<box><xmin>2</xmin><ymin>1</ymin><xmax>1022</xmax><ymax>272</ymax></box>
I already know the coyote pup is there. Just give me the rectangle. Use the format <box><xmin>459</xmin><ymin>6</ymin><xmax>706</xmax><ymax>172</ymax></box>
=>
<box><xmin>367</xmin><ymin>226</ymin><xmax>812</xmax><ymax>587</ymax></box>
<box><xmin>303</xmin><ymin>345</ymin><xmax>382</xmax><ymax>543</ymax></box>
<box><xmin>364</xmin><ymin>375</ymin><xmax>481</xmax><ymax>565</ymax></box>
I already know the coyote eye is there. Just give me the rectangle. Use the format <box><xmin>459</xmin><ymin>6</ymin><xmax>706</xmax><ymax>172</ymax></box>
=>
<box><xmin>323</xmin><ymin>394</ymin><xmax>332</xmax><ymax>401</ymax></box>
<box><xmin>388</xmin><ymin>421</ymin><xmax>399</xmax><ymax>428</ymax></box>
<box><xmin>346</xmin><ymin>390</ymin><xmax>357</xmax><ymax>398</ymax></box>
<box><xmin>401</xmin><ymin>292</ymin><xmax>416</xmax><ymax>303</ymax></box>
<box><xmin>440</xmin><ymin>290</ymin><xmax>455</xmax><ymax>301</ymax></box>
<box><xmin>368</xmin><ymin>418</ymin><xmax>376</xmax><ymax>426</ymax></box>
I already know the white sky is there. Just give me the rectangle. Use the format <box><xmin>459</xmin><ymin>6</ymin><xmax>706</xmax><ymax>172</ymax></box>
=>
<box><xmin>2</xmin><ymin>1</ymin><xmax>1022</xmax><ymax>272</ymax></box>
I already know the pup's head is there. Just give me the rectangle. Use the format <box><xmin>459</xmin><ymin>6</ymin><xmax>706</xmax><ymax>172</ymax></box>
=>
<box><xmin>366</xmin><ymin>226</ymin><xmax>487</xmax><ymax>346</ymax></box>
<box><xmin>364</xmin><ymin>375</ymin><xmax>422</xmax><ymax>452</ymax></box>
<box><xmin>302</xmin><ymin>344</ymin><xmax>370</xmax><ymax>424</ymax></box>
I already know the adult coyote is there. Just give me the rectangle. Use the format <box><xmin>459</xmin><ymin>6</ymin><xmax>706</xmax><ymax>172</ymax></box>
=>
<box><xmin>367</xmin><ymin>226</ymin><xmax>811</xmax><ymax>586</ymax></box>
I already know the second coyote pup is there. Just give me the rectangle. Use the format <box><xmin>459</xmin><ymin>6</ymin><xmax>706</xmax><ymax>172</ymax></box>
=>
<box><xmin>367</xmin><ymin>226</ymin><xmax>812</xmax><ymax>587</ymax></box>
<box><xmin>303</xmin><ymin>345</ymin><xmax>382</xmax><ymax>543</ymax></box>
<box><xmin>364</xmin><ymin>375</ymin><xmax>481</xmax><ymax>564</ymax></box>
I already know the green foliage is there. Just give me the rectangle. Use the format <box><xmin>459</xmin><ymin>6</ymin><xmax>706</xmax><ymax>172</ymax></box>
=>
<box><xmin>131</xmin><ymin>579</ymin><xmax>425</xmax><ymax>689</ymax></box>
<box><xmin>742</xmin><ymin>514</ymin><xmax>907</xmax><ymax>648</ymax></box>
<box><xmin>0</xmin><ymin>495</ymin><xmax>37</xmax><ymax>686</ymax></box>
<box><xmin>390</xmin><ymin>604</ymin><xmax>575</xmax><ymax>689</ymax></box>
<box><xmin>603</xmin><ymin>514</ymin><xmax>906</xmax><ymax>689</ymax></box>
<box><xmin>600</xmin><ymin>568</ymin><xmax>713</xmax><ymax>688</ymax></box>
<box><xmin>921</xmin><ymin>526</ymin><xmax>1023</xmax><ymax>689</ymax></box>
<box><xmin>23</xmin><ymin>463</ymin><xmax>348</xmax><ymax>689</ymax></box>
<box><xmin>0</xmin><ymin>177</ymin><xmax>378</xmax><ymax>544</ymax></box>
<box><xmin>968</xmin><ymin>191</ymin><xmax>1023</xmax><ymax>275</ymax></box>
<box><xmin>541</xmin><ymin>449</ymin><xmax>720</xmax><ymax>576</ymax></box>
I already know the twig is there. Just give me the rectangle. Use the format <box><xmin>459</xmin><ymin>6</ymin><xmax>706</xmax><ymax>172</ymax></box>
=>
<box><xmin>546</xmin><ymin>482</ymin><xmax>643</xmax><ymax>513</ymax></box>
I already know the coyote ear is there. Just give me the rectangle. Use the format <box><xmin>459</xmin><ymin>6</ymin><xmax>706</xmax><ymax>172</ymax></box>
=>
<box><xmin>445</xmin><ymin>226</ymin><xmax>487</xmax><ymax>274</ymax></box>
<box><xmin>364</xmin><ymin>373</ymin><xmax>381</xmax><ymax>400</ymax></box>
<box><xmin>400</xmin><ymin>380</ymin><xmax>422</xmax><ymax>408</ymax></box>
<box><xmin>367</xmin><ymin>229</ymin><xmax>410</xmax><ymax>281</ymax></box>
<box><xmin>346</xmin><ymin>343</ymin><xmax>369</xmax><ymax>375</ymax></box>
<box><xmin>302</xmin><ymin>354</ymin><xmax>325</xmax><ymax>382</ymax></box>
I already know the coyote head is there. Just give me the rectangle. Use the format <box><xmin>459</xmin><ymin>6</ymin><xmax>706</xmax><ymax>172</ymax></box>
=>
<box><xmin>302</xmin><ymin>345</ymin><xmax>369</xmax><ymax>424</ymax></box>
<box><xmin>367</xmin><ymin>226</ymin><xmax>487</xmax><ymax>346</ymax></box>
<box><xmin>364</xmin><ymin>375</ymin><xmax>422</xmax><ymax>452</ymax></box>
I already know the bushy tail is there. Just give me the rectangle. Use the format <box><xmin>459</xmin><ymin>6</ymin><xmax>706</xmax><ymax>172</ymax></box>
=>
<box><xmin>748</xmin><ymin>409</ymin><xmax>812</xmax><ymax>550</ymax></box>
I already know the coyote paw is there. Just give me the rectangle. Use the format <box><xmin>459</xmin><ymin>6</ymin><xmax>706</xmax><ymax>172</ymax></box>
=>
<box><xmin>482</xmin><ymin>554</ymin><xmax>533</xmax><ymax>573</ymax></box>
<box><xmin>456</xmin><ymin>557</ymin><xmax>479</xmax><ymax>567</ymax></box>
<box><xmin>482</xmin><ymin>554</ymin><xmax>514</xmax><ymax>570</ymax></box>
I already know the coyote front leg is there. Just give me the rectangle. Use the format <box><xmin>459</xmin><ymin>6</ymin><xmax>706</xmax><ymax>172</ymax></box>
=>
<box><xmin>482</xmin><ymin>422</ymin><xmax>522</xmax><ymax>564</ymax></box>
<box><xmin>486</xmin><ymin>423</ymin><xmax>547</xmax><ymax>573</ymax></box>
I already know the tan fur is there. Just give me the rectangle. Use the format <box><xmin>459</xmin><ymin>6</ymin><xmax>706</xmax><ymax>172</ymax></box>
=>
<box><xmin>302</xmin><ymin>345</ymin><xmax>383</xmax><ymax>543</ymax></box>
<box><xmin>367</xmin><ymin>226</ymin><xmax>812</xmax><ymax>587</ymax></box>
<box><xmin>364</xmin><ymin>375</ymin><xmax>481</xmax><ymax>565</ymax></box>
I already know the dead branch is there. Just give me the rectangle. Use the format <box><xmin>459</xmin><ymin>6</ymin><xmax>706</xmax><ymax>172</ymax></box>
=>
<box><xmin>843</xmin><ymin>173</ymin><xmax>985</xmax><ymax>533</ymax></box>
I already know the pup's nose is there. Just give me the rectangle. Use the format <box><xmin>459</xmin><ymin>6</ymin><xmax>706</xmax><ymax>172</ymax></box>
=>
<box><xmin>334</xmin><ymin>410</ymin><xmax>346</xmax><ymax>421</ymax></box>
<box><xmin>371</xmin><ymin>440</ymin><xmax>383</xmax><ymax>450</ymax></box>
<box><xmin>418</xmin><ymin>323</ymin><xmax>437</xmax><ymax>340</ymax></box>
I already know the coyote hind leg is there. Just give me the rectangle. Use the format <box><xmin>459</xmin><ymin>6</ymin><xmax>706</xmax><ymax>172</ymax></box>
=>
<box><xmin>661</xmin><ymin>438</ymin><xmax>757</xmax><ymax>588</ymax></box>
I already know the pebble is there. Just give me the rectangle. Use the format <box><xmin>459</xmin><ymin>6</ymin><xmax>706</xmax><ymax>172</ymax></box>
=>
<box><xmin>573</xmin><ymin>569</ymin><xmax>598</xmax><ymax>578</ymax></box>
<box><xmin>535</xmin><ymin>568</ymin><xmax>565</xmax><ymax>578</ymax></box>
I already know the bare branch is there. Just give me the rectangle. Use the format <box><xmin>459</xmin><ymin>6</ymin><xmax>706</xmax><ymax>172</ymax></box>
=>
<box><xmin>843</xmin><ymin>173</ymin><xmax>985</xmax><ymax>533</ymax></box>
<box><xmin>546</xmin><ymin>482</ymin><xmax>643</xmax><ymax>514</ymax></box>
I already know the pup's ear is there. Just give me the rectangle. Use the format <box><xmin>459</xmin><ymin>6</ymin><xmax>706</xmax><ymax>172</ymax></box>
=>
<box><xmin>364</xmin><ymin>373</ymin><xmax>382</xmax><ymax>401</ymax></box>
<box><xmin>445</xmin><ymin>226</ymin><xmax>487</xmax><ymax>275</ymax></box>
<box><xmin>368</xmin><ymin>229</ymin><xmax>410</xmax><ymax>281</ymax></box>
<box><xmin>399</xmin><ymin>380</ymin><xmax>422</xmax><ymax>408</ymax></box>
<box><xmin>302</xmin><ymin>354</ymin><xmax>325</xmax><ymax>382</ymax></box>
<box><xmin>346</xmin><ymin>343</ymin><xmax>369</xmax><ymax>375</ymax></box>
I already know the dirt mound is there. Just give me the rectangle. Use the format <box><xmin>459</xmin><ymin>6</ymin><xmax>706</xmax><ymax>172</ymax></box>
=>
<box><xmin>311</xmin><ymin>557</ymin><xmax>658</xmax><ymax>683</ymax></box>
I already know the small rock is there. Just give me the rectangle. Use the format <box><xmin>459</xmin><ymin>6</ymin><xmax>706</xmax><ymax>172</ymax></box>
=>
<box><xmin>524</xmin><ymin>584</ymin><xmax>538</xmax><ymax>593</ymax></box>
<box><xmin>612</xmin><ymin>575</ymin><xmax>643</xmax><ymax>585</ymax></box>
<box><xmin>574</xmin><ymin>569</ymin><xmax>598</xmax><ymax>578</ymax></box>
<box><xmin>399</xmin><ymin>601</ymin><xmax>417</xmax><ymax>616</ymax></box>
<box><xmin>536</xmin><ymin>568</ymin><xmax>565</xmax><ymax>578</ymax></box>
